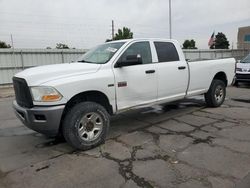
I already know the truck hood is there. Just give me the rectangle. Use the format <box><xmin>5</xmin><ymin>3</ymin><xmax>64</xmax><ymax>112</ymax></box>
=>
<box><xmin>15</xmin><ymin>63</ymin><xmax>101</xmax><ymax>86</ymax></box>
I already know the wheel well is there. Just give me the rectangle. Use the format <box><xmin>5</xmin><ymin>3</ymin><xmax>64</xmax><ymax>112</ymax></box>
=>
<box><xmin>213</xmin><ymin>72</ymin><xmax>228</xmax><ymax>86</ymax></box>
<box><xmin>58</xmin><ymin>91</ymin><xmax>113</xmax><ymax>136</ymax></box>
<box><xmin>64</xmin><ymin>91</ymin><xmax>113</xmax><ymax>115</ymax></box>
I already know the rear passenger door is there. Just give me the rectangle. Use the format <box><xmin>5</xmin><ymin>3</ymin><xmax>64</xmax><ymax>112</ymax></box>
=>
<box><xmin>154</xmin><ymin>41</ymin><xmax>189</xmax><ymax>102</ymax></box>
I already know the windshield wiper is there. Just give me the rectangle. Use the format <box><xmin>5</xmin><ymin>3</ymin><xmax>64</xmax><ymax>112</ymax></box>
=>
<box><xmin>77</xmin><ymin>60</ymin><xmax>94</xmax><ymax>63</ymax></box>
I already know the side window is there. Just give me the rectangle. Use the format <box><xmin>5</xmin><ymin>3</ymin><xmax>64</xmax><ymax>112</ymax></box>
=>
<box><xmin>154</xmin><ymin>42</ymin><xmax>179</xmax><ymax>62</ymax></box>
<box><xmin>120</xmin><ymin>42</ymin><xmax>152</xmax><ymax>64</ymax></box>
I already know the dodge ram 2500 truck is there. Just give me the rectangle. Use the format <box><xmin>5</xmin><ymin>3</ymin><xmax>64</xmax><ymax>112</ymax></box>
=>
<box><xmin>13</xmin><ymin>39</ymin><xmax>235</xmax><ymax>150</ymax></box>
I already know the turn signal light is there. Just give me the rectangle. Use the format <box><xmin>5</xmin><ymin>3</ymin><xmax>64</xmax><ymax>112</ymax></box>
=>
<box><xmin>42</xmin><ymin>95</ymin><xmax>61</xmax><ymax>101</ymax></box>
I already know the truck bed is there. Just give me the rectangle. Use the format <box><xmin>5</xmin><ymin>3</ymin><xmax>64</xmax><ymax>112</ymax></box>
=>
<box><xmin>186</xmin><ymin>58</ymin><xmax>235</xmax><ymax>97</ymax></box>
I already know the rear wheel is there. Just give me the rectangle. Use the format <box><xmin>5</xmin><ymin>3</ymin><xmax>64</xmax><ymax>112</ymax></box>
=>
<box><xmin>62</xmin><ymin>102</ymin><xmax>110</xmax><ymax>150</ymax></box>
<box><xmin>205</xmin><ymin>79</ymin><xmax>226</xmax><ymax>107</ymax></box>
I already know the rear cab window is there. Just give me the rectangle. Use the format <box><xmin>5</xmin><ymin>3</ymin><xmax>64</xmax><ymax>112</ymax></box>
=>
<box><xmin>154</xmin><ymin>42</ymin><xmax>179</xmax><ymax>62</ymax></box>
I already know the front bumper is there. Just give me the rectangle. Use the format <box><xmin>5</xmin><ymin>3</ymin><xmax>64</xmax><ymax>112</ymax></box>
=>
<box><xmin>13</xmin><ymin>100</ymin><xmax>65</xmax><ymax>136</ymax></box>
<box><xmin>235</xmin><ymin>73</ymin><xmax>250</xmax><ymax>82</ymax></box>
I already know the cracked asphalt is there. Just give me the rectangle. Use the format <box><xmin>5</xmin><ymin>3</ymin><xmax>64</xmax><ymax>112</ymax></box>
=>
<box><xmin>0</xmin><ymin>85</ymin><xmax>250</xmax><ymax>188</ymax></box>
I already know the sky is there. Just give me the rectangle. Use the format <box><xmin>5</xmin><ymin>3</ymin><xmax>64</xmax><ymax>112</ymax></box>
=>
<box><xmin>0</xmin><ymin>0</ymin><xmax>249</xmax><ymax>49</ymax></box>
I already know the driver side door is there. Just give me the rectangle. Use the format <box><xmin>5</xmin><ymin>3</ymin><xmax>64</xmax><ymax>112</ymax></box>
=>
<box><xmin>113</xmin><ymin>41</ymin><xmax>157</xmax><ymax>111</ymax></box>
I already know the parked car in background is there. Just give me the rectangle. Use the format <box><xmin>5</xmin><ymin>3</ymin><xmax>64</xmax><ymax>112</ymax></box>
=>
<box><xmin>12</xmin><ymin>38</ymin><xmax>235</xmax><ymax>150</ymax></box>
<box><xmin>235</xmin><ymin>53</ymin><xmax>250</xmax><ymax>85</ymax></box>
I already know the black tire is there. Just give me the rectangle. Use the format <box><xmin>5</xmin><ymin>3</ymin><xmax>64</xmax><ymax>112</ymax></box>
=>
<box><xmin>62</xmin><ymin>102</ymin><xmax>110</xmax><ymax>150</ymax></box>
<box><xmin>234</xmin><ymin>80</ymin><xmax>239</xmax><ymax>87</ymax></box>
<box><xmin>204</xmin><ymin>79</ymin><xmax>226</xmax><ymax>107</ymax></box>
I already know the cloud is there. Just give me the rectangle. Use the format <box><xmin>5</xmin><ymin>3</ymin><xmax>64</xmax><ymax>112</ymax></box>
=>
<box><xmin>0</xmin><ymin>0</ymin><xmax>249</xmax><ymax>49</ymax></box>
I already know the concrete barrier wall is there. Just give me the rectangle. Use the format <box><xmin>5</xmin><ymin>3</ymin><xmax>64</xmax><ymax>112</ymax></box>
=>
<box><xmin>0</xmin><ymin>48</ymin><xmax>249</xmax><ymax>85</ymax></box>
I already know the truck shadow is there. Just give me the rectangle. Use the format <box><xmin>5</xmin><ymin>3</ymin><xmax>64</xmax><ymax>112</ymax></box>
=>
<box><xmin>8</xmin><ymin>96</ymin><xmax>206</xmax><ymax>151</ymax></box>
<box><xmin>34</xmin><ymin>97</ymin><xmax>206</xmax><ymax>149</ymax></box>
<box><xmin>0</xmin><ymin>97</ymin><xmax>206</xmax><ymax>168</ymax></box>
<box><xmin>107</xmin><ymin>97</ymin><xmax>206</xmax><ymax>139</ymax></box>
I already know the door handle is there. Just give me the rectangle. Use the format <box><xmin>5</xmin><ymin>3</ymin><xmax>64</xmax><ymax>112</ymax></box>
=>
<box><xmin>145</xmin><ymin>70</ymin><xmax>155</xmax><ymax>74</ymax></box>
<box><xmin>178</xmin><ymin>66</ymin><xmax>186</xmax><ymax>70</ymax></box>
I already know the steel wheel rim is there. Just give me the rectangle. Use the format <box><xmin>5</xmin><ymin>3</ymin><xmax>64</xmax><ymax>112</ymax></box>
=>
<box><xmin>214</xmin><ymin>85</ymin><xmax>224</xmax><ymax>103</ymax></box>
<box><xmin>77</xmin><ymin>112</ymin><xmax>103</xmax><ymax>142</ymax></box>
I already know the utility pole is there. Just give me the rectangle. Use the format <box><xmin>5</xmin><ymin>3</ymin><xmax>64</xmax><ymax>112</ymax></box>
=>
<box><xmin>112</xmin><ymin>20</ymin><xmax>115</xmax><ymax>40</ymax></box>
<box><xmin>11</xmin><ymin>34</ymin><xmax>14</xmax><ymax>49</ymax></box>
<box><xmin>169</xmin><ymin>0</ymin><xmax>172</xmax><ymax>39</ymax></box>
<box><xmin>10</xmin><ymin>34</ymin><xmax>16</xmax><ymax>70</ymax></box>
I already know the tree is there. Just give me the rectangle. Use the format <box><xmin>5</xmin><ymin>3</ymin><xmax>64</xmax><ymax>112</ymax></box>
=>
<box><xmin>0</xmin><ymin>41</ymin><xmax>11</xmax><ymax>48</ymax></box>
<box><xmin>210</xmin><ymin>32</ymin><xmax>229</xmax><ymax>49</ymax></box>
<box><xmin>182</xmin><ymin>39</ymin><xmax>197</xmax><ymax>49</ymax></box>
<box><xmin>106</xmin><ymin>27</ymin><xmax>133</xmax><ymax>42</ymax></box>
<box><xmin>114</xmin><ymin>27</ymin><xmax>133</xmax><ymax>40</ymax></box>
<box><xmin>56</xmin><ymin>43</ymin><xmax>69</xmax><ymax>49</ymax></box>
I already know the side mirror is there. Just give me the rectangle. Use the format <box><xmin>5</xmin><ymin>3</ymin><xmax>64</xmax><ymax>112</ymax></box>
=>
<box><xmin>115</xmin><ymin>54</ymin><xmax>142</xmax><ymax>68</ymax></box>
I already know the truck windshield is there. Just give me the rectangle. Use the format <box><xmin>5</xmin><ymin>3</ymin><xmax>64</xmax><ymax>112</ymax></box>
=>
<box><xmin>77</xmin><ymin>42</ymin><xmax>125</xmax><ymax>64</ymax></box>
<box><xmin>241</xmin><ymin>53</ymin><xmax>250</xmax><ymax>63</ymax></box>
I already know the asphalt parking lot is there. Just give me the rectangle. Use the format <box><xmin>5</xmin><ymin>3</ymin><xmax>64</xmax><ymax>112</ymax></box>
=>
<box><xmin>0</xmin><ymin>85</ymin><xmax>250</xmax><ymax>188</ymax></box>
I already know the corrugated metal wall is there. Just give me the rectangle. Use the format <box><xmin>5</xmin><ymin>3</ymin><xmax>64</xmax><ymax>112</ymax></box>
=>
<box><xmin>0</xmin><ymin>49</ymin><xmax>86</xmax><ymax>85</ymax></box>
<box><xmin>0</xmin><ymin>48</ymin><xmax>249</xmax><ymax>85</ymax></box>
<box><xmin>183</xmin><ymin>49</ymin><xmax>249</xmax><ymax>61</ymax></box>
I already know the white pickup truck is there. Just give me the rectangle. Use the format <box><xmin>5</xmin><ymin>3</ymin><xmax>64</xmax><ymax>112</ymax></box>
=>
<box><xmin>13</xmin><ymin>39</ymin><xmax>235</xmax><ymax>150</ymax></box>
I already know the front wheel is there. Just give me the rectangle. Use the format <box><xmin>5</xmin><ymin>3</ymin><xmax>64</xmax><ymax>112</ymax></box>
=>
<box><xmin>62</xmin><ymin>102</ymin><xmax>110</xmax><ymax>150</ymax></box>
<box><xmin>204</xmin><ymin>79</ymin><xmax>226</xmax><ymax>107</ymax></box>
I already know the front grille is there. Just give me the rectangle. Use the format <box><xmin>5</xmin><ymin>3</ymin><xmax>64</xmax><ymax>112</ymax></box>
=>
<box><xmin>13</xmin><ymin>77</ymin><xmax>33</xmax><ymax>108</ymax></box>
<box><xmin>236</xmin><ymin>74</ymin><xmax>250</xmax><ymax>80</ymax></box>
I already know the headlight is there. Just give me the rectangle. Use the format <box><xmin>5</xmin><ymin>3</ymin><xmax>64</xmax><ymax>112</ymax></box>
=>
<box><xmin>236</xmin><ymin>68</ymin><xmax>242</xmax><ymax>72</ymax></box>
<box><xmin>30</xmin><ymin>86</ymin><xmax>62</xmax><ymax>102</ymax></box>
